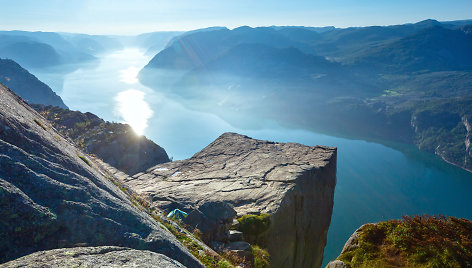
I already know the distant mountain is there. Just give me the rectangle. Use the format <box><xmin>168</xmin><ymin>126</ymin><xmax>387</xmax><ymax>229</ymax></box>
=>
<box><xmin>135</xmin><ymin>31</ymin><xmax>184</xmax><ymax>55</ymax></box>
<box><xmin>144</xmin><ymin>20</ymin><xmax>462</xmax><ymax>72</ymax></box>
<box><xmin>202</xmin><ymin>43</ymin><xmax>336</xmax><ymax>78</ymax></box>
<box><xmin>0</xmin><ymin>31</ymin><xmax>103</xmax><ymax>68</ymax></box>
<box><xmin>345</xmin><ymin>26</ymin><xmax>472</xmax><ymax>72</ymax></box>
<box><xmin>270</xmin><ymin>25</ymin><xmax>335</xmax><ymax>33</ymax></box>
<box><xmin>0</xmin><ymin>59</ymin><xmax>67</xmax><ymax>108</ymax></box>
<box><xmin>144</xmin><ymin>26</ymin><xmax>314</xmax><ymax>71</ymax></box>
<box><xmin>0</xmin><ymin>35</ymin><xmax>62</xmax><ymax>68</ymax></box>
<box><xmin>310</xmin><ymin>19</ymin><xmax>452</xmax><ymax>59</ymax></box>
<box><xmin>140</xmin><ymin>19</ymin><xmax>472</xmax><ymax>172</ymax></box>
<box><xmin>59</xmin><ymin>33</ymin><xmax>124</xmax><ymax>55</ymax></box>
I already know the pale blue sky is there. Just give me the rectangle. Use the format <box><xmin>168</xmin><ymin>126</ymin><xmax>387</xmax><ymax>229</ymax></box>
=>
<box><xmin>0</xmin><ymin>0</ymin><xmax>471</xmax><ymax>34</ymax></box>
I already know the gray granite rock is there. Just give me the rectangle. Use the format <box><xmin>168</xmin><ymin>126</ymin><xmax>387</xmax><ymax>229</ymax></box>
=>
<box><xmin>325</xmin><ymin>260</ymin><xmax>347</xmax><ymax>268</ymax></box>
<box><xmin>1</xmin><ymin>246</ymin><xmax>185</xmax><ymax>268</ymax></box>
<box><xmin>325</xmin><ymin>224</ymin><xmax>371</xmax><ymax>267</ymax></box>
<box><xmin>229</xmin><ymin>230</ymin><xmax>243</xmax><ymax>242</ymax></box>
<box><xmin>123</xmin><ymin>132</ymin><xmax>337</xmax><ymax>267</ymax></box>
<box><xmin>184</xmin><ymin>201</ymin><xmax>236</xmax><ymax>243</ymax></box>
<box><xmin>225</xmin><ymin>241</ymin><xmax>251</xmax><ymax>251</ymax></box>
<box><xmin>0</xmin><ymin>85</ymin><xmax>202</xmax><ymax>267</ymax></box>
<box><xmin>341</xmin><ymin>224</ymin><xmax>369</xmax><ymax>254</ymax></box>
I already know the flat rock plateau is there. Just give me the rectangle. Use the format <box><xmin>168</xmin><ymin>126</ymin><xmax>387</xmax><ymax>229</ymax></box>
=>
<box><xmin>122</xmin><ymin>132</ymin><xmax>337</xmax><ymax>267</ymax></box>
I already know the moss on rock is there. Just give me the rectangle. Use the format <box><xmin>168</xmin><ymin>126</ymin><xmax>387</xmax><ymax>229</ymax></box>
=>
<box><xmin>337</xmin><ymin>215</ymin><xmax>472</xmax><ymax>268</ymax></box>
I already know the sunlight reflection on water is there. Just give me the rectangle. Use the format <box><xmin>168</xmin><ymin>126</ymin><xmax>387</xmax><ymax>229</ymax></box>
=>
<box><xmin>119</xmin><ymin>66</ymin><xmax>140</xmax><ymax>84</ymax></box>
<box><xmin>114</xmin><ymin>89</ymin><xmax>153</xmax><ymax>135</ymax></box>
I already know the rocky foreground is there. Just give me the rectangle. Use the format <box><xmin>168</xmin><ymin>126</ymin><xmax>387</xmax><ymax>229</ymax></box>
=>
<box><xmin>1</xmin><ymin>246</ymin><xmax>185</xmax><ymax>268</ymax></box>
<box><xmin>0</xmin><ymin>83</ymin><xmax>338</xmax><ymax>267</ymax></box>
<box><xmin>121</xmin><ymin>132</ymin><xmax>338</xmax><ymax>267</ymax></box>
<box><xmin>0</xmin><ymin>84</ymin><xmax>201</xmax><ymax>267</ymax></box>
<box><xmin>326</xmin><ymin>215</ymin><xmax>472</xmax><ymax>268</ymax></box>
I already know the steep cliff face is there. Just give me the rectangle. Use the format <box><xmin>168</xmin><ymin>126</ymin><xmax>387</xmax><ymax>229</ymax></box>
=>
<box><xmin>268</xmin><ymin>150</ymin><xmax>337</xmax><ymax>268</ymax></box>
<box><xmin>462</xmin><ymin>116</ymin><xmax>472</xmax><ymax>170</ymax></box>
<box><xmin>32</xmin><ymin>104</ymin><xmax>170</xmax><ymax>175</ymax></box>
<box><xmin>122</xmin><ymin>132</ymin><xmax>337</xmax><ymax>267</ymax></box>
<box><xmin>0</xmin><ymin>59</ymin><xmax>67</xmax><ymax>108</ymax></box>
<box><xmin>0</xmin><ymin>85</ymin><xmax>201</xmax><ymax>267</ymax></box>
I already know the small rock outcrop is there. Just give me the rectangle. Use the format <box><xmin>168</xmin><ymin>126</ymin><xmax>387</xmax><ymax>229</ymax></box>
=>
<box><xmin>324</xmin><ymin>225</ymin><xmax>367</xmax><ymax>268</ymax></box>
<box><xmin>325</xmin><ymin>260</ymin><xmax>347</xmax><ymax>268</ymax></box>
<box><xmin>32</xmin><ymin>104</ymin><xmax>170</xmax><ymax>175</ymax></box>
<box><xmin>1</xmin><ymin>246</ymin><xmax>185</xmax><ymax>268</ymax></box>
<box><xmin>183</xmin><ymin>201</ymin><xmax>237</xmax><ymax>243</ymax></box>
<box><xmin>0</xmin><ymin>85</ymin><xmax>201</xmax><ymax>267</ymax></box>
<box><xmin>122</xmin><ymin>132</ymin><xmax>337</xmax><ymax>267</ymax></box>
<box><xmin>326</xmin><ymin>215</ymin><xmax>472</xmax><ymax>267</ymax></box>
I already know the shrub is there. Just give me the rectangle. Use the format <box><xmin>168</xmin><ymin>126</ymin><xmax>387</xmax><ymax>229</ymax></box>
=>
<box><xmin>237</xmin><ymin>213</ymin><xmax>271</xmax><ymax>236</ymax></box>
<box><xmin>338</xmin><ymin>215</ymin><xmax>472</xmax><ymax>268</ymax></box>
<box><xmin>77</xmin><ymin>154</ymin><xmax>91</xmax><ymax>167</ymax></box>
<box><xmin>251</xmin><ymin>245</ymin><xmax>270</xmax><ymax>268</ymax></box>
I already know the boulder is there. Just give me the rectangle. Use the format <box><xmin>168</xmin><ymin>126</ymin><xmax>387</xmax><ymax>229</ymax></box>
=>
<box><xmin>340</xmin><ymin>224</ymin><xmax>369</xmax><ymax>254</ymax></box>
<box><xmin>225</xmin><ymin>241</ymin><xmax>251</xmax><ymax>251</ymax></box>
<box><xmin>1</xmin><ymin>246</ymin><xmax>185</xmax><ymax>268</ymax></box>
<box><xmin>325</xmin><ymin>260</ymin><xmax>347</xmax><ymax>268</ymax></box>
<box><xmin>0</xmin><ymin>85</ymin><xmax>202</xmax><ymax>267</ymax></box>
<box><xmin>229</xmin><ymin>230</ymin><xmax>244</xmax><ymax>242</ymax></box>
<box><xmin>122</xmin><ymin>132</ymin><xmax>337</xmax><ymax>267</ymax></box>
<box><xmin>199</xmin><ymin>201</ymin><xmax>237</xmax><ymax>222</ymax></box>
<box><xmin>183</xmin><ymin>201</ymin><xmax>236</xmax><ymax>243</ymax></box>
<box><xmin>223</xmin><ymin>241</ymin><xmax>253</xmax><ymax>265</ymax></box>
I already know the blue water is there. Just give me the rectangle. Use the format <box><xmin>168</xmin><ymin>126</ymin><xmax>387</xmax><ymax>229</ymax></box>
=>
<box><xmin>33</xmin><ymin>48</ymin><xmax>472</xmax><ymax>266</ymax></box>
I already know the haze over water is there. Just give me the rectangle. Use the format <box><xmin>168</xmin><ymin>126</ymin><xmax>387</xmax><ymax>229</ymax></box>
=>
<box><xmin>33</xmin><ymin>48</ymin><xmax>472</xmax><ymax>265</ymax></box>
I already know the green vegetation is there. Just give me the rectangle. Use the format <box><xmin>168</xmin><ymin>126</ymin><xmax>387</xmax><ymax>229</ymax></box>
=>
<box><xmin>251</xmin><ymin>245</ymin><xmax>270</xmax><ymax>268</ymax></box>
<box><xmin>235</xmin><ymin>214</ymin><xmax>271</xmax><ymax>267</ymax></box>
<box><xmin>77</xmin><ymin>154</ymin><xmax>91</xmax><ymax>167</ymax></box>
<box><xmin>159</xmin><ymin>220</ymin><xmax>233</xmax><ymax>268</ymax></box>
<box><xmin>237</xmin><ymin>213</ymin><xmax>271</xmax><ymax>236</ymax></box>
<box><xmin>338</xmin><ymin>215</ymin><xmax>472</xmax><ymax>268</ymax></box>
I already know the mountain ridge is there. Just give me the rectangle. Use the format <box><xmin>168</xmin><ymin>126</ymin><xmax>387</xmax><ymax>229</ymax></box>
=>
<box><xmin>140</xmin><ymin>19</ymin><xmax>472</xmax><ymax>173</ymax></box>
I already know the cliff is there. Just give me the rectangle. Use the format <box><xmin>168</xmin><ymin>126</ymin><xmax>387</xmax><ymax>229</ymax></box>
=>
<box><xmin>0</xmin><ymin>84</ymin><xmax>202</xmax><ymax>267</ymax></box>
<box><xmin>121</xmin><ymin>132</ymin><xmax>337</xmax><ymax>267</ymax></box>
<box><xmin>0</xmin><ymin>59</ymin><xmax>67</xmax><ymax>108</ymax></box>
<box><xmin>326</xmin><ymin>215</ymin><xmax>472</xmax><ymax>268</ymax></box>
<box><xmin>32</xmin><ymin>104</ymin><xmax>169</xmax><ymax>175</ymax></box>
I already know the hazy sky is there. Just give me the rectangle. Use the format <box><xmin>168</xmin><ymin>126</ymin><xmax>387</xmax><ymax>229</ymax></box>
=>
<box><xmin>1</xmin><ymin>0</ymin><xmax>471</xmax><ymax>35</ymax></box>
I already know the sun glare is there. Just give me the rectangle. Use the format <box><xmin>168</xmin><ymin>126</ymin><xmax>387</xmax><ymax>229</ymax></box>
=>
<box><xmin>114</xmin><ymin>89</ymin><xmax>153</xmax><ymax>135</ymax></box>
<box><xmin>119</xmin><ymin>66</ymin><xmax>140</xmax><ymax>84</ymax></box>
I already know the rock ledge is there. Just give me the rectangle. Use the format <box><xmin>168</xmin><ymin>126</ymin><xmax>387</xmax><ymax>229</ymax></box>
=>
<box><xmin>123</xmin><ymin>132</ymin><xmax>337</xmax><ymax>267</ymax></box>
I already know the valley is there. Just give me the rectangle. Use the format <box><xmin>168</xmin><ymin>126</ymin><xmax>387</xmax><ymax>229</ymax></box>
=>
<box><xmin>1</xmin><ymin>18</ymin><xmax>472</xmax><ymax>267</ymax></box>
<box><xmin>25</xmin><ymin>34</ymin><xmax>472</xmax><ymax>265</ymax></box>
